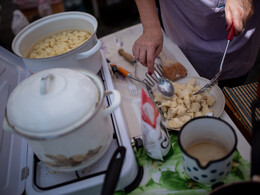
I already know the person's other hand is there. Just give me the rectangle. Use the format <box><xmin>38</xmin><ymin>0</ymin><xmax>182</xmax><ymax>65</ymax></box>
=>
<box><xmin>225</xmin><ymin>0</ymin><xmax>254</xmax><ymax>35</ymax></box>
<box><xmin>132</xmin><ymin>28</ymin><xmax>163</xmax><ymax>75</ymax></box>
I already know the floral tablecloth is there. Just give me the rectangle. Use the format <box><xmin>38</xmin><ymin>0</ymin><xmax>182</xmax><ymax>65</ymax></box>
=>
<box><xmin>115</xmin><ymin>132</ymin><xmax>250</xmax><ymax>195</ymax></box>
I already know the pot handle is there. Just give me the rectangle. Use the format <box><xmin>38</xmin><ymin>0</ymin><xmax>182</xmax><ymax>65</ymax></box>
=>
<box><xmin>76</xmin><ymin>39</ymin><xmax>101</xmax><ymax>60</ymax></box>
<box><xmin>103</xmin><ymin>90</ymin><xmax>121</xmax><ymax>118</ymax></box>
<box><xmin>101</xmin><ymin>146</ymin><xmax>126</xmax><ymax>195</ymax></box>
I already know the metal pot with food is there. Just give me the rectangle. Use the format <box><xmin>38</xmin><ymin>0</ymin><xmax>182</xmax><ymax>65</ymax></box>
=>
<box><xmin>3</xmin><ymin>68</ymin><xmax>121</xmax><ymax>172</ymax></box>
<box><xmin>12</xmin><ymin>11</ymin><xmax>102</xmax><ymax>74</ymax></box>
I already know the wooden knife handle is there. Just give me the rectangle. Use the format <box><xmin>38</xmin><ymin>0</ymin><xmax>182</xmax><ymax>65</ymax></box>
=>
<box><xmin>118</xmin><ymin>49</ymin><xmax>134</xmax><ymax>64</ymax></box>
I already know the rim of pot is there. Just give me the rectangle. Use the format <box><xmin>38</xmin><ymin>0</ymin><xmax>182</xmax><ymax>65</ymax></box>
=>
<box><xmin>5</xmin><ymin>68</ymin><xmax>106</xmax><ymax>140</ymax></box>
<box><xmin>12</xmin><ymin>11</ymin><xmax>98</xmax><ymax>60</ymax></box>
<box><xmin>178</xmin><ymin>116</ymin><xmax>238</xmax><ymax>169</ymax></box>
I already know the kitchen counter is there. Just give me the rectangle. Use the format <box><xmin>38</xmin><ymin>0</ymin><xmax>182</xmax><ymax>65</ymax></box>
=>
<box><xmin>100</xmin><ymin>24</ymin><xmax>251</xmax><ymax>162</ymax></box>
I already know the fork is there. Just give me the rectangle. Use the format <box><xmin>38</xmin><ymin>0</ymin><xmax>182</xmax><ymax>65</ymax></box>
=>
<box><xmin>127</xmin><ymin>78</ymin><xmax>138</xmax><ymax>96</ymax></box>
<box><xmin>193</xmin><ymin>24</ymin><xmax>234</xmax><ymax>95</ymax></box>
<box><xmin>193</xmin><ymin>69</ymin><xmax>222</xmax><ymax>95</ymax></box>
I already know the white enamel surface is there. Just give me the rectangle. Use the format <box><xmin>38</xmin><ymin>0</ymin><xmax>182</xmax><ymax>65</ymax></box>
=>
<box><xmin>4</xmin><ymin>67</ymin><xmax>122</xmax><ymax>171</ymax></box>
<box><xmin>12</xmin><ymin>11</ymin><xmax>102</xmax><ymax>74</ymax></box>
<box><xmin>182</xmin><ymin>152</ymin><xmax>233</xmax><ymax>184</ymax></box>
<box><xmin>77</xmin><ymin>39</ymin><xmax>102</xmax><ymax>60</ymax></box>
<box><xmin>6</xmin><ymin>68</ymin><xmax>99</xmax><ymax>136</ymax></box>
<box><xmin>103</xmin><ymin>90</ymin><xmax>121</xmax><ymax>117</ymax></box>
<box><xmin>26</xmin><ymin>105</ymin><xmax>114</xmax><ymax>172</ymax></box>
<box><xmin>22</xmin><ymin>53</ymin><xmax>138</xmax><ymax>193</ymax></box>
<box><xmin>180</xmin><ymin>118</ymin><xmax>236</xmax><ymax>151</ymax></box>
<box><xmin>179</xmin><ymin>117</ymin><xmax>237</xmax><ymax>184</ymax></box>
<box><xmin>12</xmin><ymin>12</ymin><xmax>97</xmax><ymax>56</ymax></box>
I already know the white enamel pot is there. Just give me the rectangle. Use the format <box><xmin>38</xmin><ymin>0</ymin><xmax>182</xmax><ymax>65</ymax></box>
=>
<box><xmin>3</xmin><ymin>68</ymin><xmax>121</xmax><ymax>172</ymax></box>
<box><xmin>12</xmin><ymin>11</ymin><xmax>102</xmax><ymax>74</ymax></box>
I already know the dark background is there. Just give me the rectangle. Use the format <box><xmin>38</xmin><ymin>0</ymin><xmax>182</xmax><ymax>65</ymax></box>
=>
<box><xmin>0</xmin><ymin>0</ymin><xmax>259</xmax><ymax>83</ymax></box>
<box><xmin>0</xmin><ymin>0</ymin><xmax>140</xmax><ymax>51</ymax></box>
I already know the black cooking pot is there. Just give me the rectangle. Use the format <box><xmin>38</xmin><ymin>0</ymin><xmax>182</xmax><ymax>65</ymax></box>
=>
<box><xmin>210</xmin><ymin>100</ymin><xmax>260</xmax><ymax>194</ymax></box>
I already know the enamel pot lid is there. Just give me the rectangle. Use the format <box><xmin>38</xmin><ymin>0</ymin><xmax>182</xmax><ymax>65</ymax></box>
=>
<box><xmin>5</xmin><ymin>68</ymin><xmax>103</xmax><ymax>139</ymax></box>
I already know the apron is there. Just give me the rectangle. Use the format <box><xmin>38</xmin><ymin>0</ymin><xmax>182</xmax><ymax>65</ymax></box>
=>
<box><xmin>159</xmin><ymin>0</ymin><xmax>260</xmax><ymax>80</ymax></box>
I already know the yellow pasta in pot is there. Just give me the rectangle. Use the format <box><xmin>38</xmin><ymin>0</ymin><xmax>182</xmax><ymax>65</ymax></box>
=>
<box><xmin>26</xmin><ymin>29</ymin><xmax>92</xmax><ymax>59</ymax></box>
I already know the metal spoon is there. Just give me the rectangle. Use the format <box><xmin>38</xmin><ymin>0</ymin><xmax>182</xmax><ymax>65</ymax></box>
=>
<box><xmin>154</xmin><ymin>71</ymin><xmax>174</xmax><ymax>97</ymax></box>
<box><xmin>111</xmin><ymin>63</ymin><xmax>174</xmax><ymax>97</ymax></box>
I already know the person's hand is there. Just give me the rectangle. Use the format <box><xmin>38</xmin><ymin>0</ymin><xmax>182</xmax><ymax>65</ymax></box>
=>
<box><xmin>225</xmin><ymin>0</ymin><xmax>254</xmax><ymax>35</ymax></box>
<box><xmin>132</xmin><ymin>28</ymin><xmax>163</xmax><ymax>75</ymax></box>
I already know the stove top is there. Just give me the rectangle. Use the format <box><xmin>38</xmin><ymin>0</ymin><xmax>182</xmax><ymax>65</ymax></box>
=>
<box><xmin>0</xmin><ymin>47</ymin><xmax>143</xmax><ymax>195</ymax></box>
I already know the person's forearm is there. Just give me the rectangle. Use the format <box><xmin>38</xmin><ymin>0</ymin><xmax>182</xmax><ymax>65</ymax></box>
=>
<box><xmin>133</xmin><ymin>0</ymin><xmax>163</xmax><ymax>74</ymax></box>
<box><xmin>135</xmin><ymin>0</ymin><xmax>162</xmax><ymax>34</ymax></box>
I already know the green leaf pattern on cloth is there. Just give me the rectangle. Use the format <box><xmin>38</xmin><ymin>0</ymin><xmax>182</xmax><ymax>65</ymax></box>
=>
<box><xmin>115</xmin><ymin>132</ymin><xmax>250</xmax><ymax>195</ymax></box>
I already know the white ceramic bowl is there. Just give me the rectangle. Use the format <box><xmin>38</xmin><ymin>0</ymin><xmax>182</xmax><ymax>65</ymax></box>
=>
<box><xmin>174</xmin><ymin>76</ymin><xmax>225</xmax><ymax>117</ymax></box>
<box><xmin>155</xmin><ymin>76</ymin><xmax>225</xmax><ymax>131</ymax></box>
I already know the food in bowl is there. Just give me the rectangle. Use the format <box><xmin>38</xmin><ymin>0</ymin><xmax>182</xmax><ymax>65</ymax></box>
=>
<box><xmin>26</xmin><ymin>29</ymin><xmax>92</xmax><ymax>59</ymax></box>
<box><xmin>153</xmin><ymin>78</ymin><xmax>216</xmax><ymax>129</ymax></box>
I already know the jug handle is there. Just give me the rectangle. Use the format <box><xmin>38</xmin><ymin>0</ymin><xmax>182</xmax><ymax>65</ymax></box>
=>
<box><xmin>103</xmin><ymin>90</ymin><xmax>121</xmax><ymax>118</ymax></box>
<box><xmin>76</xmin><ymin>39</ymin><xmax>101</xmax><ymax>60</ymax></box>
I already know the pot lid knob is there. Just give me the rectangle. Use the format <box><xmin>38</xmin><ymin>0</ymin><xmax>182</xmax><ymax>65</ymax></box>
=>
<box><xmin>40</xmin><ymin>74</ymin><xmax>54</xmax><ymax>95</ymax></box>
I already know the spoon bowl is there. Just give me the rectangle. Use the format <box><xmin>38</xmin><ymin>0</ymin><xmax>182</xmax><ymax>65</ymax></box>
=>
<box><xmin>154</xmin><ymin>71</ymin><xmax>174</xmax><ymax>97</ymax></box>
